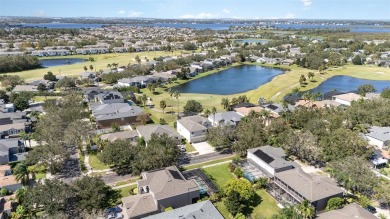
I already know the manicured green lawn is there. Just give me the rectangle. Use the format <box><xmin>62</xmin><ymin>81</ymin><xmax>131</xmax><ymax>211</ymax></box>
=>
<box><xmin>28</xmin><ymin>164</ymin><xmax>46</xmax><ymax>180</ymax></box>
<box><xmin>182</xmin><ymin>155</ymin><xmax>237</xmax><ymax>170</ymax></box>
<box><xmin>116</xmin><ymin>184</ymin><xmax>137</xmax><ymax>198</ymax></box>
<box><xmin>10</xmin><ymin>51</ymin><xmax>185</xmax><ymax>81</ymax></box>
<box><xmin>185</xmin><ymin>142</ymin><xmax>196</xmax><ymax>153</ymax></box>
<box><xmin>215</xmin><ymin>189</ymin><xmax>280</xmax><ymax>219</ymax></box>
<box><xmin>31</xmin><ymin>96</ymin><xmax>59</xmax><ymax>102</ymax></box>
<box><xmin>202</xmin><ymin>162</ymin><xmax>234</xmax><ymax>188</ymax></box>
<box><xmin>89</xmin><ymin>153</ymin><xmax>111</xmax><ymax>170</ymax></box>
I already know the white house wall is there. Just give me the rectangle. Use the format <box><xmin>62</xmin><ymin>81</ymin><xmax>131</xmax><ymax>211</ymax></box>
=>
<box><xmin>247</xmin><ymin>152</ymin><xmax>275</xmax><ymax>176</ymax></box>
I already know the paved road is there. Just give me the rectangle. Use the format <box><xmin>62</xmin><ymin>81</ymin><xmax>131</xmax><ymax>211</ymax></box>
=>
<box><xmin>102</xmin><ymin>172</ymin><xmax>135</xmax><ymax>185</ymax></box>
<box><xmin>58</xmin><ymin>146</ymin><xmax>82</xmax><ymax>184</ymax></box>
<box><xmin>184</xmin><ymin>151</ymin><xmax>235</xmax><ymax>166</ymax></box>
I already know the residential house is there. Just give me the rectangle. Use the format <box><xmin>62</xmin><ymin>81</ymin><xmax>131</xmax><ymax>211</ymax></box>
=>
<box><xmin>83</xmin><ymin>88</ymin><xmax>107</xmax><ymax>102</ymax></box>
<box><xmin>0</xmin><ymin>195</ymin><xmax>16</xmax><ymax>219</ymax></box>
<box><xmin>95</xmin><ymin>91</ymin><xmax>124</xmax><ymax>104</ymax></box>
<box><xmin>91</xmin><ymin>103</ymin><xmax>145</xmax><ymax>129</ymax></box>
<box><xmin>0</xmin><ymin>138</ymin><xmax>27</xmax><ymax>164</ymax></box>
<box><xmin>100</xmin><ymin>130</ymin><xmax>139</xmax><ymax>143</ymax></box>
<box><xmin>316</xmin><ymin>203</ymin><xmax>376</xmax><ymax>219</ymax></box>
<box><xmin>118</xmin><ymin>76</ymin><xmax>155</xmax><ymax>88</ymax></box>
<box><xmin>121</xmin><ymin>166</ymin><xmax>200</xmax><ymax>219</ymax></box>
<box><xmin>247</xmin><ymin>146</ymin><xmax>295</xmax><ymax>177</ymax></box>
<box><xmin>177</xmin><ymin>115</ymin><xmax>211</xmax><ymax>143</ymax></box>
<box><xmin>369</xmin><ymin>149</ymin><xmax>388</xmax><ymax>169</ymax></box>
<box><xmin>262</xmin><ymin>103</ymin><xmax>295</xmax><ymax>116</ymax></box>
<box><xmin>332</xmin><ymin>93</ymin><xmax>366</xmax><ymax>106</ymax></box>
<box><xmin>79</xmin><ymin>72</ymin><xmax>97</xmax><ymax>81</ymax></box>
<box><xmin>0</xmin><ymin>123</ymin><xmax>25</xmax><ymax>138</ymax></box>
<box><xmin>281</xmin><ymin>59</ymin><xmax>294</xmax><ymax>66</ymax></box>
<box><xmin>0</xmin><ymin>104</ymin><xmax>14</xmax><ymax>113</ymax></box>
<box><xmin>0</xmin><ymin>165</ymin><xmax>22</xmax><ymax>192</ymax></box>
<box><xmin>234</xmin><ymin>106</ymin><xmax>266</xmax><ymax>117</ymax></box>
<box><xmin>365</xmin><ymin>126</ymin><xmax>390</xmax><ymax>150</ymax></box>
<box><xmin>208</xmin><ymin>111</ymin><xmax>243</xmax><ymax>127</ymax></box>
<box><xmin>136</xmin><ymin>125</ymin><xmax>181</xmax><ymax>145</ymax></box>
<box><xmin>12</xmin><ymin>85</ymin><xmax>38</xmax><ymax>93</ymax></box>
<box><xmin>269</xmin><ymin>167</ymin><xmax>343</xmax><ymax>211</ymax></box>
<box><xmin>142</xmin><ymin>200</ymin><xmax>223</xmax><ymax>219</ymax></box>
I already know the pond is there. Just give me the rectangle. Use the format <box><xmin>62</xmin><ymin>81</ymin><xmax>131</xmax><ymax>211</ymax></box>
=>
<box><xmin>310</xmin><ymin>75</ymin><xmax>390</xmax><ymax>94</ymax></box>
<box><xmin>39</xmin><ymin>58</ymin><xmax>86</xmax><ymax>67</ymax></box>
<box><xmin>174</xmin><ymin>65</ymin><xmax>284</xmax><ymax>95</ymax></box>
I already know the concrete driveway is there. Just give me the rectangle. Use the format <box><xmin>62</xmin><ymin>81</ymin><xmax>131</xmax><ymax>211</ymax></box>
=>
<box><xmin>191</xmin><ymin>142</ymin><xmax>215</xmax><ymax>155</ymax></box>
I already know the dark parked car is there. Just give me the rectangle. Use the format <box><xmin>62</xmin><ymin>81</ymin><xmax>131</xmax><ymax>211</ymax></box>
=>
<box><xmin>366</xmin><ymin>205</ymin><xmax>377</xmax><ymax>214</ymax></box>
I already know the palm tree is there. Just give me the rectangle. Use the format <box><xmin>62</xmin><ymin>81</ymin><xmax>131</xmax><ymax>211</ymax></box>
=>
<box><xmin>141</xmin><ymin>94</ymin><xmax>148</xmax><ymax>107</ymax></box>
<box><xmin>160</xmin><ymin>100</ymin><xmax>167</xmax><ymax>114</ymax></box>
<box><xmin>83</xmin><ymin>66</ymin><xmax>88</xmax><ymax>71</ymax></box>
<box><xmin>260</xmin><ymin>110</ymin><xmax>272</xmax><ymax>126</ymax></box>
<box><xmin>13</xmin><ymin>163</ymin><xmax>30</xmax><ymax>186</ymax></box>
<box><xmin>211</xmin><ymin>107</ymin><xmax>217</xmax><ymax>126</ymax></box>
<box><xmin>174</xmin><ymin>90</ymin><xmax>181</xmax><ymax>117</ymax></box>
<box><xmin>107</xmin><ymin>63</ymin><xmax>112</xmax><ymax>69</ymax></box>
<box><xmin>307</xmin><ymin>72</ymin><xmax>315</xmax><ymax>81</ymax></box>
<box><xmin>221</xmin><ymin>97</ymin><xmax>230</xmax><ymax>111</ymax></box>
<box><xmin>299</xmin><ymin>200</ymin><xmax>316</xmax><ymax>219</ymax></box>
<box><xmin>204</xmin><ymin>109</ymin><xmax>211</xmax><ymax>118</ymax></box>
<box><xmin>168</xmin><ymin>88</ymin><xmax>174</xmax><ymax>114</ymax></box>
<box><xmin>89</xmin><ymin>65</ymin><xmax>94</xmax><ymax>72</ymax></box>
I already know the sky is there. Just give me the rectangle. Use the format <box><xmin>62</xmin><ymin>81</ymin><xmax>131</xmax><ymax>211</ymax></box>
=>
<box><xmin>0</xmin><ymin>0</ymin><xmax>389</xmax><ymax>20</ymax></box>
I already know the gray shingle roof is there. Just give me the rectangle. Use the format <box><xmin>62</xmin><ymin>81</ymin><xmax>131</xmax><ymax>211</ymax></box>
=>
<box><xmin>366</xmin><ymin>126</ymin><xmax>390</xmax><ymax>142</ymax></box>
<box><xmin>138</xmin><ymin>166</ymin><xmax>199</xmax><ymax>201</ymax></box>
<box><xmin>91</xmin><ymin>103</ymin><xmax>144</xmax><ymax>121</ymax></box>
<box><xmin>248</xmin><ymin>146</ymin><xmax>294</xmax><ymax>169</ymax></box>
<box><xmin>208</xmin><ymin>111</ymin><xmax>243</xmax><ymax>126</ymax></box>
<box><xmin>100</xmin><ymin>130</ymin><xmax>139</xmax><ymax>142</ymax></box>
<box><xmin>275</xmin><ymin>167</ymin><xmax>343</xmax><ymax>202</ymax></box>
<box><xmin>317</xmin><ymin>203</ymin><xmax>377</xmax><ymax>219</ymax></box>
<box><xmin>136</xmin><ymin>125</ymin><xmax>181</xmax><ymax>142</ymax></box>
<box><xmin>178</xmin><ymin>115</ymin><xmax>209</xmax><ymax>132</ymax></box>
<box><xmin>122</xmin><ymin>193</ymin><xmax>158</xmax><ymax>219</ymax></box>
<box><xmin>142</xmin><ymin>200</ymin><xmax>224</xmax><ymax>219</ymax></box>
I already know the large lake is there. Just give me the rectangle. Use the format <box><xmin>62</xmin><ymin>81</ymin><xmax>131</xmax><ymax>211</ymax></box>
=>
<box><xmin>40</xmin><ymin>58</ymin><xmax>86</xmax><ymax>67</ymax></box>
<box><xmin>310</xmin><ymin>75</ymin><xmax>390</xmax><ymax>93</ymax></box>
<box><xmin>175</xmin><ymin>65</ymin><xmax>284</xmax><ymax>95</ymax></box>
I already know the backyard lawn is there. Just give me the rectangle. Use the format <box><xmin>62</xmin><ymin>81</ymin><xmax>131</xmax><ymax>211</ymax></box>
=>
<box><xmin>182</xmin><ymin>156</ymin><xmax>237</xmax><ymax>170</ymax></box>
<box><xmin>116</xmin><ymin>184</ymin><xmax>137</xmax><ymax>198</ymax></box>
<box><xmin>28</xmin><ymin>164</ymin><xmax>46</xmax><ymax>180</ymax></box>
<box><xmin>201</xmin><ymin>162</ymin><xmax>234</xmax><ymax>188</ymax></box>
<box><xmin>88</xmin><ymin>153</ymin><xmax>111</xmax><ymax>170</ymax></box>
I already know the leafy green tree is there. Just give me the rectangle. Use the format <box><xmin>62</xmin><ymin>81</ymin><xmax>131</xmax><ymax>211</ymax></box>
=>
<box><xmin>234</xmin><ymin>117</ymin><xmax>268</xmax><ymax>156</ymax></box>
<box><xmin>73</xmin><ymin>176</ymin><xmax>119</xmax><ymax>212</ymax></box>
<box><xmin>37</xmin><ymin>83</ymin><xmax>46</xmax><ymax>92</ymax></box>
<box><xmin>99</xmin><ymin>139</ymin><xmax>137</xmax><ymax>170</ymax></box>
<box><xmin>380</xmin><ymin>87</ymin><xmax>390</xmax><ymax>99</ymax></box>
<box><xmin>357</xmin><ymin>84</ymin><xmax>376</xmax><ymax>96</ymax></box>
<box><xmin>374</xmin><ymin>181</ymin><xmax>390</xmax><ymax>208</ymax></box>
<box><xmin>160</xmin><ymin>100</ymin><xmax>167</xmax><ymax>114</ymax></box>
<box><xmin>43</xmin><ymin>71</ymin><xmax>57</xmax><ymax>81</ymax></box>
<box><xmin>221</xmin><ymin>97</ymin><xmax>230</xmax><ymax>110</ymax></box>
<box><xmin>224</xmin><ymin>190</ymin><xmax>244</xmax><ymax>216</ymax></box>
<box><xmin>207</xmin><ymin>125</ymin><xmax>235</xmax><ymax>149</ymax></box>
<box><xmin>13</xmin><ymin>96</ymin><xmax>30</xmax><ymax>111</ymax></box>
<box><xmin>55</xmin><ymin>77</ymin><xmax>76</xmax><ymax>89</ymax></box>
<box><xmin>326</xmin><ymin>197</ymin><xmax>344</xmax><ymax>211</ymax></box>
<box><xmin>271</xmin><ymin>206</ymin><xmax>303</xmax><ymax>219</ymax></box>
<box><xmin>356</xmin><ymin>194</ymin><xmax>371</xmax><ymax>208</ymax></box>
<box><xmin>307</xmin><ymin>72</ymin><xmax>315</xmax><ymax>81</ymax></box>
<box><xmin>1</xmin><ymin>188</ymin><xmax>7</xmax><ymax>196</ymax></box>
<box><xmin>223</xmin><ymin>178</ymin><xmax>256</xmax><ymax>202</ymax></box>
<box><xmin>298</xmin><ymin>200</ymin><xmax>315</xmax><ymax>219</ymax></box>
<box><xmin>352</xmin><ymin>55</ymin><xmax>363</xmax><ymax>65</ymax></box>
<box><xmin>328</xmin><ymin>156</ymin><xmax>378</xmax><ymax>194</ymax></box>
<box><xmin>24</xmin><ymin>179</ymin><xmax>76</xmax><ymax>216</ymax></box>
<box><xmin>183</xmin><ymin>100</ymin><xmax>203</xmax><ymax>114</ymax></box>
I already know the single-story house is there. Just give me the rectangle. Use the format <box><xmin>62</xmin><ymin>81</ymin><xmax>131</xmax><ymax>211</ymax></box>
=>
<box><xmin>117</xmin><ymin>76</ymin><xmax>155</xmax><ymax>88</ymax></box>
<box><xmin>100</xmin><ymin>130</ymin><xmax>139</xmax><ymax>143</ymax></box>
<box><xmin>208</xmin><ymin>111</ymin><xmax>243</xmax><ymax>127</ymax></box>
<box><xmin>332</xmin><ymin>93</ymin><xmax>366</xmax><ymax>106</ymax></box>
<box><xmin>95</xmin><ymin>91</ymin><xmax>124</xmax><ymax>104</ymax></box>
<box><xmin>136</xmin><ymin>125</ymin><xmax>181</xmax><ymax>145</ymax></box>
<box><xmin>121</xmin><ymin>166</ymin><xmax>200</xmax><ymax>219</ymax></box>
<box><xmin>177</xmin><ymin>115</ymin><xmax>211</xmax><ymax>143</ymax></box>
<box><xmin>0</xmin><ymin>138</ymin><xmax>26</xmax><ymax>164</ymax></box>
<box><xmin>365</xmin><ymin>126</ymin><xmax>390</xmax><ymax>150</ymax></box>
<box><xmin>142</xmin><ymin>200</ymin><xmax>223</xmax><ymax>219</ymax></box>
<box><xmin>12</xmin><ymin>85</ymin><xmax>38</xmax><ymax>93</ymax></box>
<box><xmin>0</xmin><ymin>165</ymin><xmax>21</xmax><ymax>192</ymax></box>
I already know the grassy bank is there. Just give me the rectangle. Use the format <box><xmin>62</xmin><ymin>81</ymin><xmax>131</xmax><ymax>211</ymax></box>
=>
<box><xmin>10</xmin><ymin>51</ymin><xmax>183</xmax><ymax>81</ymax></box>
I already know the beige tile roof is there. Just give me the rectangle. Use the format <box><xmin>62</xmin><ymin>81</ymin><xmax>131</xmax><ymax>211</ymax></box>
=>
<box><xmin>234</xmin><ymin>106</ymin><xmax>265</xmax><ymax>116</ymax></box>
<box><xmin>0</xmin><ymin>175</ymin><xmax>18</xmax><ymax>187</ymax></box>
<box><xmin>0</xmin><ymin>123</ymin><xmax>25</xmax><ymax>132</ymax></box>
<box><xmin>332</xmin><ymin>93</ymin><xmax>366</xmax><ymax>102</ymax></box>
<box><xmin>100</xmin><ymin>130</ymin><xmax>138</xmax><ymax>142</ymax></box>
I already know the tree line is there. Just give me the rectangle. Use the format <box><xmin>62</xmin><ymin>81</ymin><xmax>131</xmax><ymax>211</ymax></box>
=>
<box><xmin>0</xmin><ymin>55</ymin><xmax>41</xmax><ymax>73</ymax></box>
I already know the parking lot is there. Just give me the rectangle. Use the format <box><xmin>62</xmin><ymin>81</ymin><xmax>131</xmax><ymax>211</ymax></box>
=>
<box><xmin>182</xmin><ymin>168</ymin><xmax>218</xmax><ymax>195</ymax></box>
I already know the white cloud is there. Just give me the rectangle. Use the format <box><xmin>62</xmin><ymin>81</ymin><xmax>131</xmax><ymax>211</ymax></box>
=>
<box><xmin>222</xmin><ymin>9</ymin><xmax>230</xmax><ymax>14</ymax></box>
<box><xmin>128</xmin><ymin>10</ymin><xmax>143</xmax><ymax>17</ymax></box>
<box><xmin>118</xmin><ymin>10</ymin><xmax>126</xmax><ymax>15</ymax></box>
<box><xmin>179</xmin><ymin>12</ymin><xmax>216</xmax><ymax>19</ymax></box>
<box><xmin>301</xmin><ymin>0</ymin><xmax>312</xmax><ymax>7</ymax></box>
<box><xmin>34</xmin><ymin>10</ymin><xmax>45</xmax><ymax>17</ymax></box>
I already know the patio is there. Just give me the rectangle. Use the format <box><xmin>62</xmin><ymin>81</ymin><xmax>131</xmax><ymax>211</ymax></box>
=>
<box><xmin>182</xmin><ymin>168</ymin><xmax>218</xmax><ymax>195</ymax></box>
